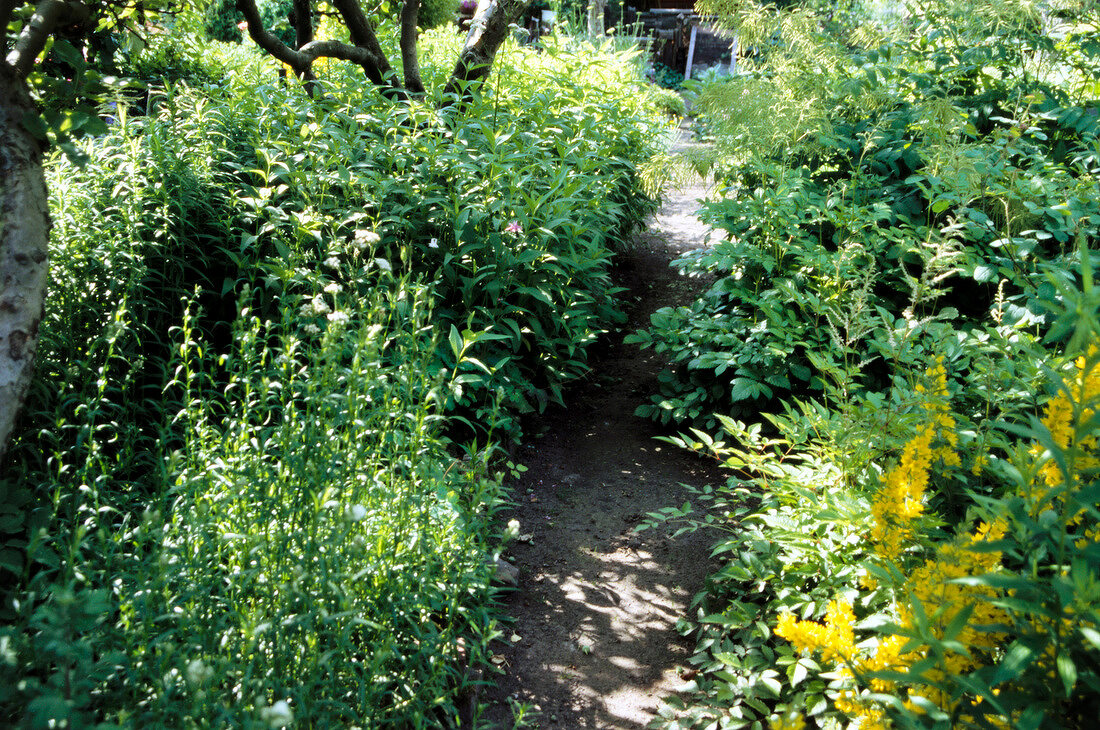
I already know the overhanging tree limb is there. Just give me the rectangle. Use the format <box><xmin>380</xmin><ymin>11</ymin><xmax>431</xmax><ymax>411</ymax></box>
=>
<box><xmin>240</xmin><ymin>0</ymin><xmax>533</xmax><ymax>107</ymax></box>
<box><xmin>6</xmin><ymin>0</ymin><xmax>66</xmax><ymax>77</ymax></box>
<box><xmin>329</xmin><ymin>0</ymin><xmax>405</xmax><ymax>96</ymax></box>
<box><xmin>238</xmin><ymin>0</ymin><xmax>407</xmax><ymax>98</ymax></box>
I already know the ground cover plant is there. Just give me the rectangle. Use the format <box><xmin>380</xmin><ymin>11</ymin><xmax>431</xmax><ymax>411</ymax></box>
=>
<box><xmin>0</xmin><ymin>17</ymin><xmax>667</xmax><ymax>727</ymax></box>
<box><xmin>635</xmin><ymin>1</ymin><xmax>1100</xmax><ymax>728</ymax></box>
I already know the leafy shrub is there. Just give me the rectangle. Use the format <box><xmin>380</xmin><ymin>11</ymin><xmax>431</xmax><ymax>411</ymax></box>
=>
<box><xmin>769</xmin><ymin>338</ymin><xmax>1100</xmax><ymax>729</ymax></box>
<box><xmin>649</xmin><ymin>86</ymin><xmax>687</xmax><ymax>117</ymax></box>
<box><xmin>630</xmin><ymin>0</ymin><xmax>1100</xmax><ymax>429</ymax></box>
<box><xmin>651</xmin><ymin>61</ymin><xmax>684</xmax><ymax>89</ymax></box>
<box><xmin>645</xmin><ymin>298</ymin><xmax>1100</xmax><ymax>728</ymax></box>
<box><xmin>0</xmin><ymin>30</ymin><xmax>664</xmax><ymax>728</ymax></box>
<box><xmin>639</xmin><ymin>2</ymin><xmax>1100</xmax><ymax>728</ymax></box>
<box><xmin>417</xmin><ymin>0</ymin><xmax>461</xmax><ymax>31</ymax></box>
<box><xmin>119</xmin><ymin>31</ymin><xmax>259</xmax><ymax>90</ymax></box>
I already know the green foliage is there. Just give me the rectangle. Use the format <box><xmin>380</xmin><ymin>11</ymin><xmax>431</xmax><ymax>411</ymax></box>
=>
<box><xmin>417</xmin><ymin>0</ymin><xmax>462</xmax><ymax>31</ymax></box>
<box><xmin>1</xmin><ymin>30</ymin><xmax>663</xmax><ymax>728</ymax></box>
<box><xmin>204</xmin><ymin>0</ymin><xmax>295</xmax><ymax>43</ymax></box>
<box><xmin>121</xmin><ymin>31</ymin><xmax>246</xmax><ymax>87</ymax></box>
<box><xmin>631</xmin><ymin>0</ymin><xmax>1100</xmax><ymax>428</ymax></box>
<box><xmin>648</xmin><ymin>86</ymin><xmax>687</xmax><ymax>117</ymax></box>
<box><xmin>645</xmin><ymin>311</ymin><xmax>1100</xmax><ymax>728</ymax></box>
<box><xmin>651</xmin><ymin>61</ymin><xmax>684</xmax><ymax>89</ymax></box>
<box><xmin>641</xmin><ymin>2</ymin><xmax>1100</xmax><ymax>728</ymax></box>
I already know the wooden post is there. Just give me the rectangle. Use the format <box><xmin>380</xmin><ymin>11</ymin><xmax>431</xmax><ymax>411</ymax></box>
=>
<box><xmin>684</xmin><ymin>23</ymin><xmax>697</xmax><ymax>80</ymax></box>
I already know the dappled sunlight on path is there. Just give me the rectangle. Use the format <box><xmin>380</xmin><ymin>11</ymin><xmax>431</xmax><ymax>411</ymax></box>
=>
<box><xmin>480</xmin><ymin>129</ymin><xmax>724</xmax><ymax>729</ymax></box>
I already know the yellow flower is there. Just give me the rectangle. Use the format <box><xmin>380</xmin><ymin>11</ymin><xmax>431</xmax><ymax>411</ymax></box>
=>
<box><xmin>770</xmin><ymin>712</ymin><xmax>806</xmax><ymax>730</ymax></box>
<box><xmin>774</xmin><ymin>600</ymin><xmax>856</xmax><ymax>663</ymax></box>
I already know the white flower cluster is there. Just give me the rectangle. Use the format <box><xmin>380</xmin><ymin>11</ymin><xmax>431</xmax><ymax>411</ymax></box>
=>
<box><xmin>260</xmin><ymin>699</ymin><xmax>294</xmax><ymax>728</ymax></box>
<box><xmin>352</xmin><ymin>228</ymin><xmax>381</xmax><ymax>251</ymax></box>
<box><xmin>185</xmin><ymin>659</ymin><xmax>213</xmax><ymax>687</ymax></box>
<box><xmin>300</xmin><ymin>296</ymin><xmax>330</xmax><ymax>318</ymax></box>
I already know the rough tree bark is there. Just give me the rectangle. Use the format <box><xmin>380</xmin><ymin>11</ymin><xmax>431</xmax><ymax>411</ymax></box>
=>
<box><xmin>0</xmin><ymin>2</ymin><xmax>63</xmax><ymax>463</ymax></box>
<box><xmin>443</xmin><ymin>0</ymin><xmax>531</xmax><ymax>100</ymax></box>
<box><xmin>290</xmin><ymin>0</ymin><xmax>319</xmax><ymax>94</ymax></box>
<box><xmin>399</xmin><ymin>0</ymin><xmax>425</xmax><ymax>94</ymax></box>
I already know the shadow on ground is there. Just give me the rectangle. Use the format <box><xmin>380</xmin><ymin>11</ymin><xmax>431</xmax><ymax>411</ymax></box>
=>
<box><xmin>480</xmin><ymin>164</ymin><xmax>728</xmax><ymax>728</ymax></box>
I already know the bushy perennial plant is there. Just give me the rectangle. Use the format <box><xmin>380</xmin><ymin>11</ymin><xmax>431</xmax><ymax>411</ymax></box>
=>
<box><xmin>774</xmin><ymin>349</ymin><xmax>1100</xmax><ymax>728</ymax></box>
<box><xmin>631</xmin><ymin>0</ymin><xmax>1100</xmax><ymax>429</ymax></box>
<box><xmin>1</xmin><ymin>28</ymin><xmax>666</xmax><ymax>728</ymax></box>
<box><xmin>640</xmin><ymin>1</ymin><xmax>1100</xmax><ymax>728</ymax></box>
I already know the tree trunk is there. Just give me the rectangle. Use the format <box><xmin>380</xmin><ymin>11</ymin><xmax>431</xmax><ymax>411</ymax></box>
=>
<box><xmin>443</xmin><ymin>0</ymin><xmax>531</xmax><ymax>102</ymax></box>
<box><xmin>399</xmin><ymin>0</ymin><xmax>425</xmax><ymax>94</ymax></box>
<box><xmin>290</xmin><ymin>0</ymin><xmax>319</xmax><ymax>95</ymax></box>
<box><xmin>0</xmin><ymin>64</ymin><xmax>49</xmax><ymax>464</ymax></box>
<box><xmin>587</xmin><ymin>0</ymin><xmax>605</xmax><ymax>38</ymax></box>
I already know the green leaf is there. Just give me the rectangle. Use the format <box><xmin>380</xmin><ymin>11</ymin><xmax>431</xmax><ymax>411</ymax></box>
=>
<box><xmin>1079</xmin><ymin>626</ymin><xmax>1100</xmax><ymax>651</ymax></box>
<box><xmin>1056</xmin><ymin>653</ymin><xmax>1077</xmax><ymax>696</ymax></box>
<box><xmin>990</xmin><ymin>642</ymin><xmax>1036</xmax><ymax>685</ymax></box>
<box><xmin>790</xmin><ymin>660</ymin><xmax>808</xmax><ymax>687</ymax></box>
<box><xmin>973</xmin><ymin>264</ymin><xmax>996</xmax><ymax>282</ymax></box>
<box><xmin>449</xmin><ymin>325</ymin><xmax>464</xmax><ymax>359</ymax></box>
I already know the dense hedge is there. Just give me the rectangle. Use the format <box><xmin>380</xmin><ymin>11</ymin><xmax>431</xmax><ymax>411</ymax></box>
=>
<box><xmin>0</xmin><ymin>31</ymin><xmax>667</xmax><ymax>728</ymax></box>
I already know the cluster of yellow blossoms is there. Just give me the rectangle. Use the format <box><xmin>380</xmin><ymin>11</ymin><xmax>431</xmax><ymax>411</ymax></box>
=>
<box><xmin>771</xmin><ymin>351</ymin><xmax>1100</xmax><ymax>729</ymax></box>
<box><xmin>1028</xmin><ymin>349</ymin><xmax>1100</xmax><ymax>505</ymax></box>
<box><xmin>775</xmin><ymin>600</ymin><xmax>855</xmax><ymax>665</ymax></box>
<box><xmin>868</xmin><ymin>359</ymin><xmax>959</xmax><ymax>561</ymax></box>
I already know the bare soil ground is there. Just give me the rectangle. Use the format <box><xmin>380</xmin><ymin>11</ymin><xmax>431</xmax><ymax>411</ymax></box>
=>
<box><xmin>479</xmin><ymin>133</ymin><xmax>726</xmax><ymax>729</ymax></box>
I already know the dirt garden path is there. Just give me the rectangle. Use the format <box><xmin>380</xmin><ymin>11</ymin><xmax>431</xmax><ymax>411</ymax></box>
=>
<box><xmin>480</xmin><ymin>130</ymin><xmax>727</xmax><ymax>729</ymax></box>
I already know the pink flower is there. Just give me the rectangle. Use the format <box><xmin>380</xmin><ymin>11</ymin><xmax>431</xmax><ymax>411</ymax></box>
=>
<box><xmin>505</xmin><ymin>220</ymin><xmax>522</xmax><ymax>234</ymax></box>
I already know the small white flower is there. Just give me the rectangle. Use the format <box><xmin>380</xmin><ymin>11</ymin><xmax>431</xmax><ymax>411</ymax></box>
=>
<box><xmin>324</xmin><ymin>256</ymin><xmax>341</xmax><ymax>270</ymax></box>
<box><xmin>428</xmin><ymin>238</ymin><xmax>439</xmax><ymax>249</ymax></box>
<box><xmin>303</xmin><ymin>323</ymin><xmax>321</xmax><ymax>336</ymax></box>
<box><xmin>505</xmin><ymin>519</ymin><xmax>521</xmax><ymax>539</ymax></box>
<box><xmin>353</xmin><ymin>229</ymin><xmax>381</xmax><ymax>250</ymax></box>
<box><xmin>327</xmin><ymin>311</ymin><xmax>349</xmax><ymax>325</ymax></box>
<box><xmin>346</xmin><ymin>504</ymin><xmax>368</xmax><ymax>521</ymax></box>
<box><xmin>323</xmin><ymin>282</ymin><xmax>342</xmax><ymax>295</ymax></box>
<box><xmin>260</xmin><ymin>699</ymin><xmax>294</xmax><ymax>728</ymax></box>
<box><xmin>310</xmin><ymin>297</ymin><xmax>331</xmax><ymax>316</ymax></box>
<box><xmin>373</xmin><ymin>257</ymin><xmax>392</xmax><ymax>272</ymax></box>
<box><xmin>186</xmin><ymin>659</ymin><xmax>213</xmax><ymax>687</ymax></box>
